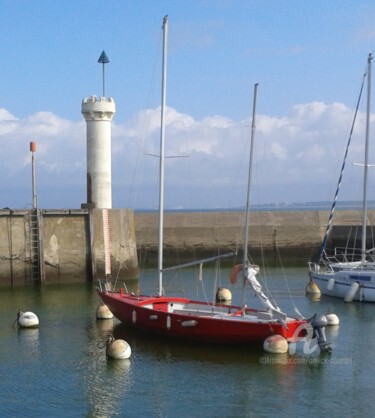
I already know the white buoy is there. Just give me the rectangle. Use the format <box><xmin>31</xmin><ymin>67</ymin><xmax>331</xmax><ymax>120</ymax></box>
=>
<box><xmin>15</xmin><ymin>310</ymin><xmax>39</xmax><ymax>328</ymax></box>
<box><xmin>96</xmin><ymin>303</ymin><xmax>113</xmax><ymax>319</ymax></box>
<box><xmin>305</xmin><ymin>279</ymin><xmax>321</xmax><ymax>295</ymax></box>
<box><xmin>106</xmin><ymin>336</ymin><xmax>131</xmax><ymax>359</ymax></box>
<box><xmin>325</xmin><ymin>313</ymin><xmax>340</xmax><ymax>326</ymax></box>
<box><xmin>263</xmin><ymin>334</ymin><xmax>288</xmax><ymax>354</ymax></box>
<box><xmin>344</xmin><ymin>282</ymin><xmax>360</xmax><ymax>303</ymax></box>
<box><xmin>216</xmin><ymin>287</ymin><xmax>232</xmax><ymax>302</ymax></box>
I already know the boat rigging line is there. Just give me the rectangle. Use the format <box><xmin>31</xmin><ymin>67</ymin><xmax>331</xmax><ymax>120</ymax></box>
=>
<box><xmin>316</xmin><ymin>67</ymin><xmax>367</xmax><ymax>261</ymax></box>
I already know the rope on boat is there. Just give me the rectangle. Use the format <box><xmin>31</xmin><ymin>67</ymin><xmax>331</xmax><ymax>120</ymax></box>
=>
<box><xmin>112</xmin><ymin>264</ymin><xmax>123</xmax><ymax>291</ymax></box>
<box><xmin>198</xmin><ymin>263</ymin><xmax>214</xmax><ymax>308</ymax></box>
<box><xmin>212</xmin><ymin>262</ymin><xmax>219</xmax><ymax>306</ymax></box>
<box><xmin>275</xmin><ymin>238</ymin><xmax>299</xmax><ymax>313</ymax></box>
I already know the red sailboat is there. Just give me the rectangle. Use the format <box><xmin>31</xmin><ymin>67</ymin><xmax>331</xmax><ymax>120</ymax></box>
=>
<box><xmin>98</xmin><ymin>16</ymin><xmax>330</xmax><ymax>351</ymax></box>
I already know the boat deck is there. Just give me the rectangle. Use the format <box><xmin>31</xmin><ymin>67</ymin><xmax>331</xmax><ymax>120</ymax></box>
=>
<box><xmin>136</xmin><ymin>297</ymin><xmax>284</xmax><ymax>323</ymax></box>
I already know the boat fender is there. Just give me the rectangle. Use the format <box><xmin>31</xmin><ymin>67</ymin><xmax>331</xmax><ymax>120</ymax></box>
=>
<box><xmin>344</xmin><ymin>282</ymin><xmax>360</xmax><ymax>303</ymax></box>
<box><xmin>14</xmin><ymin>310</ymin><xmax>39</xmax><ymax>329</ymax></box>
<box><xmin>327</xmin><ymin>278</ymin><xmax>335</xmax><ymax>291</ymax></box>
<box><xmin>305</xmin><ymin>279</ymin><xmax>321</xmax><ymax>295</ymax></box>
<box><xmin>230</xmin><ymin>264</ymin><xmax>243</xmax><ymax>284</ymax></box>
<box><xmin>263</xmin><ymin>335</ymin><xmax>288</xmax><ymax>354</ymax></box>
<box><xmin>132</xmin><ymin>310</ymin><xmax>137</xmax><ymax>324</ymax></box>
<box><xmin>106</xmin><ymin>336</ymin><xmax>131</xmax><ymax>359</ymax></box>
<box><xmin>96</xmin><ymin>303</ymin><xmax>114</xmax><ymax>320</ymax></box>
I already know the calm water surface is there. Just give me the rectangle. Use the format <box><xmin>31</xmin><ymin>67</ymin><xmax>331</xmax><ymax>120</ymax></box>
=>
<box><xmin>0</xmin><ymin>267</ymin><xmax>373</xmax><ymax>417</ymax></box>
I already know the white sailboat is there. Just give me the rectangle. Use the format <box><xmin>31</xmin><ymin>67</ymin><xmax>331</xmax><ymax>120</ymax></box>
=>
<box><xmin>308</xmin><ymin>53</ymin><xmax>375</xmax><ymax>302</ymax></box>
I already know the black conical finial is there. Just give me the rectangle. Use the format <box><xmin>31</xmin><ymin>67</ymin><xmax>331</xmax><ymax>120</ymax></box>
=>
<box><xmin>98</xmin><ymin>50</ymin><xmax>110</xmax><ymax>97</ymax></box>
<box><xmin>98</xmin><ymin>50</ymin><xmax>110</xmax><ymax>64</ymax></box>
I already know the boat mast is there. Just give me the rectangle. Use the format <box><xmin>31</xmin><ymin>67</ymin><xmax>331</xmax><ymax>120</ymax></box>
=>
<box><xmin>242</xmin><ymin>83</ymin><xmax>258</xmax><ymax>304</ymax></box>
<box><xmin>243</xmin><ymin>83</ymin><xmax>258</xmax><ymax>266</ymax></box>
<box><xmin>158</xmin><ymin>15</ymin><xmax>168</xmax><ymax>296</ymax></box>
<box><xmin>361</xmin><ymin>53</ymin><xmax>372</xmax><ymax>263</ymax></box>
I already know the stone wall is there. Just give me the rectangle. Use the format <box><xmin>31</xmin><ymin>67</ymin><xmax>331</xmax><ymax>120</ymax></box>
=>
<box><xmin>134</xmin><ymin>209</ymin><xmax>375</xmax><ymax>266</ymax></box>
<box><xmin>0</xmin><ymin>209</ymin><xmax>138</xmax><ymax>286</ymax></box>
<box><xmin>1</xmin><ymin>208</ymin><xmax>373</xmax><ymax>285</ymax></box>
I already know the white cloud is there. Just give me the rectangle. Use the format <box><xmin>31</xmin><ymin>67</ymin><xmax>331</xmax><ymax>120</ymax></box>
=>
<box><xmin>0</xmin><ymin>100</ymin><xmax>370</xmax><ymax>209</ymax></box>
<box><xmin>268</xmin><ymin>142</ymin><xmax>287</xmax><ymax>160</ymax></box>
<box><xmin>0</xmin><ymin>108</ymin><xmax>18</xmax><ymax>122</ymax></box>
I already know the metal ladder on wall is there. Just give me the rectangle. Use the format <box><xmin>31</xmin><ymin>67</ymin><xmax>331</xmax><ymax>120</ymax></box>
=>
<box><xmin>28</xmin><ymin>209</ymin><xmax>44</xmax><ymax>283</ymax></box>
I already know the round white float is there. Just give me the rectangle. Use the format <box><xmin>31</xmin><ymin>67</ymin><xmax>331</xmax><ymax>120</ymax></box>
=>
<box><xmin>96</xmin><ymin>303</ymin><xmax>114</xmax><ymax>319</ymax></box>
<box><xmin>16</xmin><ymin>311</ymin><xmax>39</xmax><ymax>328</ymax></box>
<box><xmin>106</xmin><ymin>336</ymin><xmax>131</xmax><ymax>360</ymax></box>
<box><xmin>325</xmin><ymin>313</ymin><xmax>340</xmax><ymax>326</ymax></box>
<box><xmin>263</xmin><ymin>334</ymin><xmax>288</xmax><ymax>354</ymax></box>
<box><xmin>216</xmin><ymin>287</ymin><xmax>232</xmax><ymax>302</ymax></box>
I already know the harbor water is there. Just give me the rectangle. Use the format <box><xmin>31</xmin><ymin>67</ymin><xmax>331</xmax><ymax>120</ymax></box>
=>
<box><xmin>0</xmin><ymin>267</ymin><xmax>373</xmax><ymax>417</ymax></box>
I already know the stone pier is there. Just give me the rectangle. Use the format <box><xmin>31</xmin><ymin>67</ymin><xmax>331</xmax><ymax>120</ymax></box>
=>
<box><xmin>1</xmin><ymin>208</ymin><xmax>373</xmax><ymax>285</ymax></box>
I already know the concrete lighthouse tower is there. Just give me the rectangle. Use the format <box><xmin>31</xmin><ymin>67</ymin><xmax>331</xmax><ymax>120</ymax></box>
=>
<box><xmin>81</xmin><ymin>51</ymin><xmax>115</xmax><ymax>209</ymax></box>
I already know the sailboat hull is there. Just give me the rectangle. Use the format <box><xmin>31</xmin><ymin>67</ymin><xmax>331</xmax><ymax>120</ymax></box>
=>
<box><xmin>98</xmin><ymin>290</ymin><xmax>307</xmax><ymax>345</ymax></box>
<box><xmin>309</xmin><ymin>270</ymin><xmax>375</xmax><ymax>302</ymax></box>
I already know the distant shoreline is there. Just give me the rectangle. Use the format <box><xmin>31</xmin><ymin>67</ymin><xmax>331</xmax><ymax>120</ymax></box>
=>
<box><xmin>134</xmin><ymin>201</ymin><xmax>374</xmax><ymax>213</ymax></box>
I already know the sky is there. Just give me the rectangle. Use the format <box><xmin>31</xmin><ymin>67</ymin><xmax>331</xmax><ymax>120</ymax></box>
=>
<box><xmin>1</xmin><ymin>0</ymin><xmax>375</xmax><ymax>210</ymax></box>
